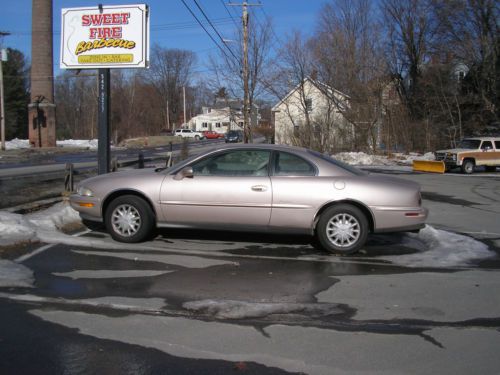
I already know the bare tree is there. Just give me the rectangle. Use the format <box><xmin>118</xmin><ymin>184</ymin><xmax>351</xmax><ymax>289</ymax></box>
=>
<box><xmin>432</xmin><ymin>0</ymin><xmax>499</xmax><ymax>126</ymax></box>
<box><xmin>382</xmin><ymin>0</ymin><xmax>435</xmax><ymax>118</ymax></box>
<box><xmin>144</xmin><ymin>46</ymin><xmax>197</xmax><ymax>129</ymax></box>
<box><xmin>209</xmin><ymin>14</ymin><xmax>273</xmax><ymax>139</ymax></box>
<box><xmin>313</xmin><ymin>0</ymin><xmax>388</xmax><ymax>152</ymax></box>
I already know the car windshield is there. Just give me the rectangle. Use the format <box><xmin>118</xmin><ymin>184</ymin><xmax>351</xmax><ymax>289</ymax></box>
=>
<box><xmin>307</xmin><ymin>150</ymin><xmax>366</xmax><ymax>176</ymax></box>
<box><xmin>458</xmin><ymin>139</ymin><xmax>481</xmax><ymax>149</ymax></box>
<box><xmin>227</xmin><ymin>131</ymin><xmax>238</xmax><ymax>136</ymax></box>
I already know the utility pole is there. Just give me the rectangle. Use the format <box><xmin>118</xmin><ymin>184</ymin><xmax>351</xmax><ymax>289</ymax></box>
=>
<box><xmin>228</xmin><ymin>2</ymin><xmax>260</xmax><ymax>143</ymax></box>
<box><xmin>183</xmin><ymin>86</ymin><xmax>187</xmax><ymax>128</ymax></box>
<box><xmin>0</xmin><ymin>32</ymin><xmax>10</xmax><ymax>151</ymax></box>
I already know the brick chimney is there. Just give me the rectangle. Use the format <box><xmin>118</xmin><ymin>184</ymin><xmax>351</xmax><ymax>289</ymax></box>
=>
<box><xmin>28</xmin><ymin>0</ymin><xmax>56</xmax><ymax>148</ymax></box>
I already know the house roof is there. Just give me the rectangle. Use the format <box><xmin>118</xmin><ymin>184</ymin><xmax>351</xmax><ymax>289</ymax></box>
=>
<box><xmin>271</xmin><ymin>77</ymin><xmax>350</xmax><ymax>112</ymax></box>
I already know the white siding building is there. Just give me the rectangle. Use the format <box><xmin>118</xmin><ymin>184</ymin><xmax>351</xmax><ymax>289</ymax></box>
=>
<box><xmin>188</xmin><ymin>98</ymin><xmax>259</xmax><ymax>135</ymax></box>
<box><xmin>272</xmin><ymin>78</ymin><xmax>353</xmax><ymax>150</ymax></box>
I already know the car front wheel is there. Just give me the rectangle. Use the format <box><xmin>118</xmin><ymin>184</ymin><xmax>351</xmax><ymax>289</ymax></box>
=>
<box><xmin>316</xmin><ymin>204</ymin><xmax>368</xmax><ymax>255</ymax></box>
<box><xmin>105</xmin><ymin>195</ymin><xmax>154</xmax><ymax>243</ymax></box>
<box><xmin>461</xmin><ymin>159</ymin><xmax>475</xmax><ymax>174</ymax></box>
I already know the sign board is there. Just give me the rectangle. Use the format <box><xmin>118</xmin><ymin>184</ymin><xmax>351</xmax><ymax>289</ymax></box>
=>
<box><xmin>0</xmin><ymin>49</ymin><xmax>7</xmax><ymax>62</ymax></box>
<box><xmin>60</xmin><ymin>4</ymin><xmax>149</xmax><ymax>69</ymax></box>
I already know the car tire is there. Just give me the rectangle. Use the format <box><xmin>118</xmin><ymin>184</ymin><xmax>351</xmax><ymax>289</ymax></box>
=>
<box><xmin>316</xmin><ymin>204</ymin><xmax>368</xmax><ymax>255</ymax></box>
<box><xmin>461</xmin><ymin>159</ymin><xmax>475</xmax><ymax>174</ymax></box>
<box><xmin>82</xmin><ymin>219</ymin><xmax>104</xmax><ymax>231</ymax></box>
<box><xmin>195</xmin><ymin>135</ymin><xmax>200</xmax><ymax>140</ymax></box>
<box><xmin>105</xmin><ymin>195</ymin><xmax>155</xmax><ymax>243</ymax></box>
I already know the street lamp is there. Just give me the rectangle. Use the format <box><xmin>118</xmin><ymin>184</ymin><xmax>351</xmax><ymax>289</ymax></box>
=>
<box><xmin>1</xmin><ymin>31</ymin><xmax>11</xmax><ymax>151</ymax></box>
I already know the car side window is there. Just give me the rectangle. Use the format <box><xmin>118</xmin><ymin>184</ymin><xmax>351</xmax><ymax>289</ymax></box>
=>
<box><xmin>481</xmin><ymin>141</ymin><xmax>493</xmax><ymax>150</ymax></box>
<box><xmin>274</xmin><ymin>152</ymin><xmax>316</xmax><ymax>176</ymax></box>
<box><xmin>495</xmin><ymin>141</ymin><xmax>500</xmax><ymax>149</ymax></box>
<box><xmin>191</xmin><ymin>150</ymin><xmax>271</xmax><ymax>176</ymax></box>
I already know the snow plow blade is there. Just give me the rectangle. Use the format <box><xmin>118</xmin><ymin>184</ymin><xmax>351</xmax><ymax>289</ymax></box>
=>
<box><xmin>412</xmin><ymin>160</ymin><xmax>445</xmax><ymax>173</ymax></box>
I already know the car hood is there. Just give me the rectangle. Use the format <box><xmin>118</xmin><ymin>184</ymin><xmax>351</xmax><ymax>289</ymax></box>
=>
<box><xmin>435</xmin><ymin>148</ymin><xmax>471</xmax><ymax>153</ymax></box>
<box><xmin>83</xmin><ymin>168</ymin><xmax>158</xmax><ymax>183</ymax></box>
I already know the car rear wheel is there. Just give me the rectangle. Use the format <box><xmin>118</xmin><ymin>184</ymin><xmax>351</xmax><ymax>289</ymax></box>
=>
<box><xmin>461</xmin><ymin>159</ymin><xmax>475</xmax><ymax>174</ymax></box>
<box><xmin>316</xmin><ymin>204</ymin><xmax>368</xmax><ymax>255</ymax></box>
<box><xmin>105</xmin><ymin>195</ymin><xmax>154</xmax><ymax>243</ymax></box>
<box><xmin>195</xmin><ymin>135</ymin><xmax>200</xmax><ymax>140</ymax></box>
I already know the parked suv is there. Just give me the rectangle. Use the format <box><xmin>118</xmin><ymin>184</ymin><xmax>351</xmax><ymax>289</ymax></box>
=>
<box><xmin>174</xmin><ymin>129</ymin><xmax>205</xmax><ymax>140</ymax></box>
<box><xmin>435</xmin><ymin>137</ymin><xmax>500</xmax><ymax>174</ymax></box>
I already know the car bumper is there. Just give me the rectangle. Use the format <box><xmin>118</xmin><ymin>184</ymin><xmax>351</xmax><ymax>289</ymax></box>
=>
<box><xmin>69</xmin><ymin>194</ymin><xmax>102</xmax><ymax>221</ymax></box>
<box><xmin>371</xmin><ymin>206</ymin><xmax>428</xmax><ymax>233</ymax></box>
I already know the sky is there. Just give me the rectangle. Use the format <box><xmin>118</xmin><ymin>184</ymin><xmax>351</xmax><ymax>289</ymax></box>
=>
<box><xmin>0</xmin><ymin>0</ymin><xmax>324</xmax><ymax>77</ymax></box>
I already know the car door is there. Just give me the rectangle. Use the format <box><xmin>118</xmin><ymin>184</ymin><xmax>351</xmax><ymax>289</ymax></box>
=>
<box><xmin>160</xmin><ymin>149</ymin><xmax>272</xmax><ymax>228</ymax></box>
<box><xmin>269</xmin><ymin>151</ymin><xmax>322</xmax><ymax>230</ymax></box>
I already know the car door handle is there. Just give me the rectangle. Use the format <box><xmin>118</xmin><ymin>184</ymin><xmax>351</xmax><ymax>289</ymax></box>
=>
<box><xmin>251</xmin><ymin>185</ymin><xmax>268</xmax><ymax>192</ymax></box>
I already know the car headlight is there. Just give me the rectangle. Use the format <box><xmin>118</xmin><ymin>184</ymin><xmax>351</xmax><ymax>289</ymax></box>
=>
<box><xmin>77</xmin><ymin>186</ymin><xmax>94</xmax><ymax>197</ymax></box>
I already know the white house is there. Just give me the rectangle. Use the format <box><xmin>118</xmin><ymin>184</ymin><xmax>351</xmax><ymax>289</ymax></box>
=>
<box><xmin>189</xmin><ymin>98</ymin><xmax>260</xmax><ymax>135</ymax></box>
<box><xmin>272</xmin><ymin>77</ymin><xmax>352</xmax><ymax>150</ymax></box>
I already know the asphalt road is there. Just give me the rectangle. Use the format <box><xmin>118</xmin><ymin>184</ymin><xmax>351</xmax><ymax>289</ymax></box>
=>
<box><xmin>1</xmin><ymin>169</ymin><xmax>500</xmax><ymax>374</ymax></box>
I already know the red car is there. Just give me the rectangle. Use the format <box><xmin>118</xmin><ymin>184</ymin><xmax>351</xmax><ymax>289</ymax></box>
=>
<box><xmin>202</xmin><ymin>130</ymin><xmax>224</xmax><ymax>139</ymax></box>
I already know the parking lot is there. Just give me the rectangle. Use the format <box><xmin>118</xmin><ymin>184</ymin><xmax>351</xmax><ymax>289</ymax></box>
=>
<box><xmin>1</xmin><ymin>169</ymin><xmax>500</xmax><ymax>374</ymax></box>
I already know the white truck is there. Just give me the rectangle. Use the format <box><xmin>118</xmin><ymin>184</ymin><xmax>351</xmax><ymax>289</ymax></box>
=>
<box><xmin>174</xmin><ymin>129</ymin><xmax>205</xmax><ymax>140</ymax></box>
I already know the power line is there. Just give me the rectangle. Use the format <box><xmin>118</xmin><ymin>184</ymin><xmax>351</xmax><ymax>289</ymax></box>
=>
<box><xmin>5</xmin><ymin>18</ymin><xmax>235</xmax><ymax>36</ymax></box>
<box><xmin>220</xmin><ymin>0</ymin><xmax>240</xmax><ymax>29</ymax></box>
<box><xmin>179</xmin><ymin>0</ymin><xmax>239</xmax><ymax>68</ymax></box>
<box><xmin>192</xmin><ymin>0</ymin><xmax>240</xmax><ymax>63</ymax></box>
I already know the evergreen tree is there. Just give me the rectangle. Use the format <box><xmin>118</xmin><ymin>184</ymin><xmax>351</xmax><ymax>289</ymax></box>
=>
<box><xmin>3</xmin><ymin>48</ymin><xmax>30</xmax><ymax>140</ymax></box>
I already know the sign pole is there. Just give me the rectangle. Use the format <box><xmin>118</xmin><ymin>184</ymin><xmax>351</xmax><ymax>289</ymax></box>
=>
<box><xmin>98</xmin><ymin>68</ymin><xmax>110</xmax><ymax>174</ymax></box>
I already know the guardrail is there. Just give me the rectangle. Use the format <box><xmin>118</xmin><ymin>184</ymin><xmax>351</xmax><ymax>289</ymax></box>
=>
<box><xmin>64</xmin><ymin>151</ymin><xmax>173</xmax><ymax>193</ymax></box>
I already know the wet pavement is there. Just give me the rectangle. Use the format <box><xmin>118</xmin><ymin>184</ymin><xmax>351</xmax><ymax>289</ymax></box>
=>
<box><xmin>1</xmin><ymin>171</ymin><xmax>500</xmax><ymax>374</ymax></box>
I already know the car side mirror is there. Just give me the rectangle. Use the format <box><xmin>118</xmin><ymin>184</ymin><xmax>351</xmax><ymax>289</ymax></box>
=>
<box><xmin>174</xmin><ymin>166</ymin><xmax>194</xmax><ymax>180</ymax></box>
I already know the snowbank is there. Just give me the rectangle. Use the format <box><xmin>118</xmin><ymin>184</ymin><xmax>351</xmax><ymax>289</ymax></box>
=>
<box><xmin>0</xmin><ymin>201</ymin><xmax>81</xmax><ymax>247</ymax></box>
<box><xmin>4</xmin><ymin>138</ymin><xmax>30</xmax><ymax>150</ymax></box>
<box><xmin>332</xmin><ymin>151</ymin><xmax>435</xmax><ymax>166</ymax></box>
<box><xmin>381</xmin><ymin>225</ymin><xmax>495</xmax><ymax>268</ymax></box>
<box><xmin>3</xmin><ymin>138</ymin><xmax>99</xmax><ymax>150</ymax></box>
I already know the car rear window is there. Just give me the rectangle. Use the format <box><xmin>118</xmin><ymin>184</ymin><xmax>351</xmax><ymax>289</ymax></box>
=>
<box><xmin>274</xmin><ymin>152</ymin><xmax>316</xmax><ymax>176</ymax></box>
<box><xmin>307</xmin><ymin>150</ymin><xmax>366</xmax><ymax>176</ymax></box>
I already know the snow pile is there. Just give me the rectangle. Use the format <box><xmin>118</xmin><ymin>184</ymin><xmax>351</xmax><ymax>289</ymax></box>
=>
<box><xmin>0</xmin><ymin>201</ymin><xmax>81</xmax><ymax>247</ymax></box>
<box><xmin>0</xmin><ymin>260</ymin><xmax>34</xmax><ymax>288</ymax></box>
<box><xmin>333</xmin><ymin>152</ymin><xmax>394</xmax><ymax>166</ymax></box>
<box><xmin>395</xmin><ymin>152</ymin><xmax>435</xmax><ymax>165</ymax></box>
<box><xmin>4</xmin><ymin>138</ymin><xmax>30</xmax><ymax>150</ymax></box>
<box><xmin>333</xmin><ymin>151</ymin><xmax>436</xmax><ymax>166</ymax></box>
<box><xmin>183</xmin><ymin>299</ymin><xmax>342</xmax><ymax>319</ymax></box>
<box><xmin>3</xmin><ymin>138</ymin><xmax>99</xmax><ymax>150</ymax></box>
<box><xmin>382</xmin><ymin>225</ymin><xmax>495</xmax><ymax>268</ymax></box>
<box><xmin>0</xmin><ymin>211</ymin><xmax>37</xmax><ymax>246</ymax></box>
<box><xmin>57</xmin><ymin>139</ymin><xmax>98</xmax><ymax>149</ymax></box>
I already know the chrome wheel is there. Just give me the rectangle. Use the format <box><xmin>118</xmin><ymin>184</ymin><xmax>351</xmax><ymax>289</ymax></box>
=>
<box><xmin>325</xmin><ymin>213</ymin><xmax>361</xmax><ymax>248</ymax></box>
<box><xmin>111</xmin><ymin>204</ymin><xmax>142</xmax><ymax>237</ymax></box>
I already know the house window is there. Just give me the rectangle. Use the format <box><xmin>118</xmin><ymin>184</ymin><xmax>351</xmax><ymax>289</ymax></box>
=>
<box><xmin>202</xmin><ymin>122</ymin><xmax>208</xmax><ymax>128</ymax></box>
<box><xmin>215</xmin><ymin>122</ymin><xmax>221</xmax><ymax>128</ymax></box>
<box><xmin>305</xmin><ymin>98</ymin><xmax>312</xmax><ymax>112</ymax></box>
<box><xmin>238</xmin><ymin>122</ymin><xmax>243</xmax><ymax>127</ymax></box>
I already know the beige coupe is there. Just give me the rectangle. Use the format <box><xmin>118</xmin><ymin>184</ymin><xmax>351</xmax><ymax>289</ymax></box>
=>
<box><xmin>70</xmin><ymin>144</ymin><xmax>428</xmax><ymax>254</ymax></box>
